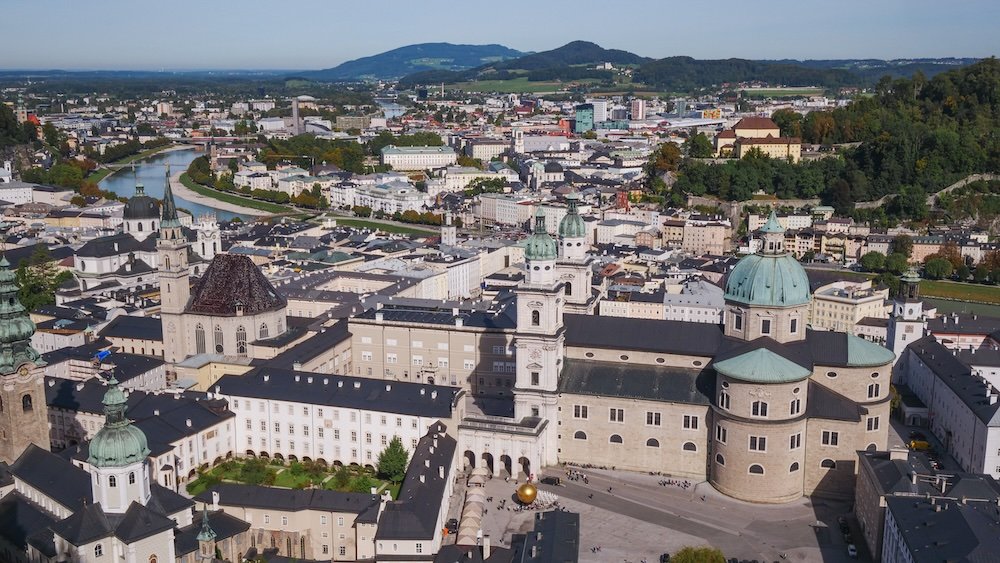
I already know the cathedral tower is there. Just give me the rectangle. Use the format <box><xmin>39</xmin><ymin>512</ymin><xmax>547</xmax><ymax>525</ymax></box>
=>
<box><xmin>887</xmin><ymin>267</ymin><xmax>925</xmax><ymax>364</ymax></box>
<box><xmin>158</xmin><ymin>168</ymin><xmax>191</xmax><ymax>364</ymax></box>
<box><xmin>0</xmin><ymin>255</ymin><xmax>49</xmax><ymax>463</ymax></box>
<box><xmin>556</xmin><ymin>189</ymin><xmax>594</xmax><ymax>313</ymax></box>
<box><xmin>88</xmin><ymin>374</ymin><xmax>153</xmax><ymax>513</ymax></box>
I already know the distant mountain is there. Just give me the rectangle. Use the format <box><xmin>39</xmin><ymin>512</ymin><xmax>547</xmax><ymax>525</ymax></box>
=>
<box><xmin>398</xmin><ymin>40</ymin><xmax>648</xmax><ymax>87</ymax></box>
<box><xmin>633</xmin><ymin>57</ymin><xmax>859</xmax><ymax>91</ymax></box>
<box><xmin>302</xmin><ymin>43</ymin><xmax>525</xmax><ymax>81</ymax></box>
<box><xmin>780</xmin><ymin>58</ymin><xmax>983</xmax><ymax>81</ymax></box>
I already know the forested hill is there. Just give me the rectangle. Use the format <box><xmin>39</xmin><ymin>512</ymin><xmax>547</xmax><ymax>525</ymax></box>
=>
<box><xmin>633</xmin><ymin>57</ymin><xmax>856</xmax><ymax>91</ymax></box>
<box><xmin>662</xmin><ymin>58</ymin><xmax>1000</xmax><ymax>225</ymax></box>
<box><xmin>302</xmin><ymin>43</ymin><xmax>524</xmax><ymax>80</ymax></box>
<box><xmin>398</xmin><ymin>41</ymin><xmax>647</xmax><ymax>87</ymax></box>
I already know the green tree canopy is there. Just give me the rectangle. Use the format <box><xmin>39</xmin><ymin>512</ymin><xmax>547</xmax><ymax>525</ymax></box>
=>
<box><xmin>924</xmin><ymin>257</ymin><xmax>954</xmax><ymax>280</ymax></box>
<box><xmin>377</xmin><ymin>436</ymin><xmax>409</xmax><ymax>484</ymax></box>
<box><xmin>886</xmin><ymin>252</ymin><xmax>910</xmax><ymax>275</ymax></box>
<box><xmin>859</xmin><ymin>251</ymin><xmax>886</xmax><ymax>272</ymax></box>
<box><xmin>892</xmin><ymin>235</ymin><xmax>913</xmax><ymax>259</ymax></box>
<box><xmin>671</xmin><ymin>546</ymin><xmax>726</xmax><ymax>563</ymax></box>
<box><xmin>684</xmin><ymin>133</ymin><xmax>714</xmax><ymax>158</ymax></box>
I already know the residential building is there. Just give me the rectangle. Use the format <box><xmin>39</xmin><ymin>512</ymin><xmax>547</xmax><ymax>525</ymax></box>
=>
<box><xmin>809</xmin><ymin>280</ymin><xmax>889</xmax><ymax>334</ymax></box>
<box><xmin>380</xmin><ymin>145</ymin><xmax>457</xmax><ymax>171</ymax></box>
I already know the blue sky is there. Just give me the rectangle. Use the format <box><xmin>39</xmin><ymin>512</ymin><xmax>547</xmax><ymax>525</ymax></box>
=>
<box><xmin>2</xmin><ymin>0</ymin><xmax>998</xmax><ymax>70</ymax></box>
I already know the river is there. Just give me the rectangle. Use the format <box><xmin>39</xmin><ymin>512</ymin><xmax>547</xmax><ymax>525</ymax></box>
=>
<box><xmin>377</xmin><ymin>100</ymin><xmax>407</xmax><ymax>119</ymax></box>
<box><xmin>99</xmin><ymin>148</ymin><xmax>243</xmax><ymax>221</ymax></box>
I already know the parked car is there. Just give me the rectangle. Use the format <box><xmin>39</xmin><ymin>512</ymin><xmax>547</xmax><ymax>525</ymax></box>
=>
<box><xmin>910</xmin><ymin>439</ymin><xmax>932</xmax><ymax>451</ymax></box>
<box><xmin>446</xmin><ymin>518</ymin><xmax>458</xmax><ymax>533</ymax></box>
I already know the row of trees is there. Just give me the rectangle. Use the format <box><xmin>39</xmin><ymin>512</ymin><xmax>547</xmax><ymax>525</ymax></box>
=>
<box><xmin>350</xmin><ymin>205</ymin><xmax>452</xmax><ymax>226</ymax></box>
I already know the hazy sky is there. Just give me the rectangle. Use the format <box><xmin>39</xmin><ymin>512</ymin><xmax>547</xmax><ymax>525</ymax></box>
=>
<box><xmin>2</xmin><ymin>0</ymin><xmax>998</xmax><ymax>70</ymax></box>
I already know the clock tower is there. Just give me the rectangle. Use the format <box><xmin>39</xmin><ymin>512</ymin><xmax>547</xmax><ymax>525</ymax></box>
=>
<box><xmin>513</xmin><ymin>209</ymin><xmax>563</xmax><ymax>467</ymax></box>
<box><xmin>158</xmin><ymin>168</ymin><xmax>191</xmax><ymax>365</ymax></box>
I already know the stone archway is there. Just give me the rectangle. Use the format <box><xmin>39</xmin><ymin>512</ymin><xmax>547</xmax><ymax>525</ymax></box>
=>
<box><xmin>517</xmin><ymin>456</ymin><xmax>531</xmax><ymax>480</ymax></box>
<box><xmin>500</xmin><ymin>455</ymin><xmax>513</xmax><ymax>478</ymax></box>
<box><xmin>482</xmin><ymin>452</ymin><xmax>495</xmax><ymax>476</ymax></box>
<box><xmin>463</xmin><ymin>450</ymin><xmax>476</xmax><ymax>470</ymax></box>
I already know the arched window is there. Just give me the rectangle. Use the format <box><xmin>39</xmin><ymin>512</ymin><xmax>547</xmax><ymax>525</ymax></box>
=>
<box><xmin>821</xmin><ymin>459</ymin><xmax>837</xmax><ymax>469</ymax></box>
<box><xmin>109</xmin><ymin>476</ymin><xmax>117</xmax><ymax>487</ymax></box>
<box><xmin>137</xmin><ymin>222</ymin><xmax>143</xmax><ymax>232</ymax></box>
<box><xmin>749</xmin><ymin>464</ymin><xmax>764</xmax><ymax>474</ymax></box>
<box><xmin>682</xmin><ymin>441</ymin><xmax>697</xmax><ymax>451</ymax></box>
<box><xmin>236</xmin><ymin>326</ymin><xmax>247</xmax><ymax>356</ymax></box>
<box><xmin>564</xmin><ymin>282</ymin><xmax>572</xmax><ymax>296</ymax></box>
<box><xmin>715</xmin><ymin>453</ymin><xmax>725</xmax><ymax>466</ymax></box>
<box><xmin>531</xmin><ymin>310</ymin><xmax>540</xmax><ymax>326</ymax></box>
<box><xmin>868</xmin><ymin>383</ymin><xmax>880</xmax><ymax>399</ymax></box>
<box><xmin>0</xmin><ymin>395</ymin><xmax>4</xmax><ymax>412</ymax></box>
<box><xmin>751</xmin><ymin>400</ymin><xmax>768</xmax><ymax>417</ymax></box>
<box><xmin>21</xmin><ymin>394</ymin><xmax>32</xmax><ymax>412</ymax></box>
<box><xmin>646</xmin><ymin>438</ymin><xmax>660</xmax><ymax>448</ymax></box>
<box><xmin>95</xmin><ymin>544</ymin><xmax>103</xmax><ymax>557</ymax></box>
<box><xmin>789</xmin><ymin>462</ymin><xmax>800</xmax><ymax>472</ymax></box>
<box><xmin>259</xmin><ymin>323</ymin><xmax>269</xmax><ymax>339</ymax></box>
<box><xmin>214</xmin><ymin>325</ymin><xmax>224</xmax><ymax>353</ymax></box>
<box><xmin>300</xmin><ymin>537</ymin><xmax>306</xmax><ymax>558</ymax></box>
<box><xmin>195</xmin><ymin>324</ymin><xmax>206</xmax><ymax>354</ymax></box>
<box><xmin>718</xmin><ymin>391</ymin><xmax>730</xmax><ymax>410</ymax></box>
<box><xmin>149</xmin><ymin>556</ymin><xmax>157</xmax><ymax>563</ymax></box>
<box><xmin>128</xmin><ymin>472</ymin><xmax>135</xmax><ymax>485</ymax></box>
<box><xmin>573</xmin><ymin>431</ymin><xmax>587</xmax><ymax>440</ymax></box>
<box><xmin>866</xmin><ymin>443</ymin><xmax>877</xmax><ymax>452</ymax></box>
<box><xmin>609</xmin><ymin>434</ymin><xmax>623</xmax><ymax>444</ymax></box>
<box><xmin>286</xmin><ymin>538</ymin><xmax>292</xmax><ymax>556</ymax></box>
<box><xmin>164</xmin><ymin>256</ymin><xmax>170</xmax><ymax>270</ymax></box>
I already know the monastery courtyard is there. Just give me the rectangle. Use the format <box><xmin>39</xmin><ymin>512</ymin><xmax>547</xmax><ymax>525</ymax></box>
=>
<box><xmin>445</xmin><ymin>467</ymin><xmax>870</xmax><ymax>563</ymax></box>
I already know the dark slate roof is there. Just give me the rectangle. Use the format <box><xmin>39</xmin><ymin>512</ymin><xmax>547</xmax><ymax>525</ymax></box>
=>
<box><xmin>928</xmin><ymin>312</ymin><xmax>1000</xmax><ymax>336</ymax></box>
<box><xmin>113</xmin><ymin>501</ymin><xmax>177</xmax><ymax>543</ymax></box>
<box><xmin>264</xmin><ymin>319</ymin><xmax>350</xmax><ymax>370</ymax></box>
<box><xmin>99</xmin><ymin>314</ymin><xmax>163</xmax><ymax>341</ymax></box>
<box><xmin>174</xmin><ymin>509</ymin><xmax>251</xmax><ymax>556</ymax></box>
<box><xmin>187</xmin><ymin>253</ymin><xmax>286</xmax><ymax>316</ymax></box>
<box><xmin>558</xmin><ymin>359</ymin><xmax>712</xmax><ymax>406</ymax></box>
<box><xmin>147</xmin><ymin>483</ymin><xmax>195</xmax><ymax>516</ymax></box>
<box><xmin>195</xmin><ymin>483</ymin><xmax>378</xmax><ymax>514</ymax></box>
<box><xmin>0</xmin><ymin>492</ymin><xmax>57</xmax><ymax>551</ymax></box>
<box><xmin>511</xmin><ymin>510</ymin><xmax>580</xmax><ymax>563</ymax></box>
<box><xmin>958</xmin><ymin>347</ymin><xmax>1000</xmax><ymax>368</ymax></box>
<box><xmin>564</xmin><ymin>314</ymin><xmax>723</xmax><ymax>357</ymax></box>
<box><xmin>434</xmin><ymin>544</ymin><xmax>513</xmax><ymax>563</ymax></box>
<box><xmin>49</xmin><ymin>503</ymin><xmax>113</xmax><ymax>546</ymax></box>
<box><xmin>2</xmin><ymin>243</ymin><xmax>75</xmax><ymax>269</ymax></box>
<box><xmin>376</xmin><ymin>422</ymin><xmax>456</xmax><ymax>541</ymax></box>
<box><xmin>908</xmin><ymin>336</ymin><xmax>1000</xmax><ymax>426</ymax></box>
<box><xmin>212</xmin><ymin>368</ymin><xmax>458</xmax><ymax>419</ymax></box>
<box><xmin>9</xmin><ymin>445</ymin><xmax>92</xmax><ymax>512</ymax></box>
<box><xmin>806</xmin><ymin>380</ymin><xmax>864</xmax><ymax>422</ymax></box>
<box><xmin>884</xmin><ymin>494</ymin><xmax>1000</xmax><ymax>562</ymax></box>
<box><xmin>353</xmin><ymin>300</ymin><xmax>517</xmax><ymax>330</ymax></box>
<box><xmin>76</xmin><ymin>232</ymin><xmax>155</xmax><ymax>258</ymax></box>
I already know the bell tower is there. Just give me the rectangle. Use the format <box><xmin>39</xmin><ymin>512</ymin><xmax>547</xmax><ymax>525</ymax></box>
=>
<box><xmin>158</xmin><ymin>167</ymin><xmax>191</xmax><ymax>364</ymax></box>
<box><xmin>887</xmin><ymin>267</ymin><xmax>925</xmax><ymax>364</ymax></box>
<box><xmin>513</xmin><ymin>209</ymin><xmax>563</xmax><ymax>466</ymax></box>
<box><xmin>0</xmin><ymin>254</ymin><xmax>49</xmax><ymax>464</ymax></box>
<box><xmin>556</xmin><ymin>189</ymin><xmax>594</xmax><ymax>313</ymax></box>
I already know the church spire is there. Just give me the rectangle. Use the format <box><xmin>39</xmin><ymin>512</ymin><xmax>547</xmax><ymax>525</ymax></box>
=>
<box><xmin>197</xmin><ymin>505</ymin><xmax>218</xmax><ymax>560</ymax></box>
<box><xmin>161</xmin><ymin>164</ymin><xmax>180</xmax><ymax>227</ymax></box>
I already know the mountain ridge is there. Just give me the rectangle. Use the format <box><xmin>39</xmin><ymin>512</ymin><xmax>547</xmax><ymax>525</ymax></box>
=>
<box><xmin>301</xmin><ymin>43</ymin><xmax>525</xmax><ymax>80</ymax></box>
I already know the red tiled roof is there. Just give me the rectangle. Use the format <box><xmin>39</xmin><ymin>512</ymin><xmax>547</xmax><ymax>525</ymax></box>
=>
<box><xmin>733</xmin><ymin>117</ymin><xmax>778</xmax><ymax>130</ymax></box>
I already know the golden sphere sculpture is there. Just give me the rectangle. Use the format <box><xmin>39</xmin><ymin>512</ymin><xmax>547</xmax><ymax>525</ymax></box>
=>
<box><xmin>516</xmin><ymin>482</ymin><xmax>537</xmax><ymax>504</ymax></box>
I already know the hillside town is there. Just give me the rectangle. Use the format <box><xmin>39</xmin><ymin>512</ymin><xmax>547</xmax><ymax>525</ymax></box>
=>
<box><xmin>0</xmin><ymin>27</ymin><xmax>1000</xmax><ymax>563</ymax></box>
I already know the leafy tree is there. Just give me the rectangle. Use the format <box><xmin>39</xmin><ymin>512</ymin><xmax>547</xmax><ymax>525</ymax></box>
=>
<box><xmin>956</xmin><ymin>264</ymin><xmax>971</xmax><ymax>281</ymax></box>
<box><xmin>350</xmin><ymin>475</ymin><xmax>377</xmax><ymax>493</ymax></box>
<box><xmin>886</xmin><ymin>252</ymin><xmax>909</xmax><ymax>275</ymax></box>
<box><xmin>42</xmin><ymin>122</ymin><xmax>62</xmax><ymax>148</ymax></box>
<box><xmin>874</xmin><ymin>272</ymin><xmax>901</xmax><ymax>297</ymax></box>
<box><xmin>352</xmin><ymin>205</ymin><xmax>372</xmax><ymax>218</ymax></box>
<box><xmin>771</xmin><ymin>108</ymin><xmax>803</xmax><ymax>138</ymax></box>
<box><xmin>924</xmin><ymin>257</ymin><xmax>953</xmax><ymax>280</ymax></box>
<box><xmin>892</xmin><ymin>235</ymin><xmax>913</xmax><ymax>259</ymax></box>
<box><xmin>70</xmin><ymin>195</ymin><xmax>86</xmax><ymax>206</ymax></box>
<box><xmin>672</xmin><ymin>546</ymin><xmax>726</xmax><ymax>563</ymax></box>
<box><xmin>15</xmin><ymin>246</ymin><xmax>73</xmax><ymax>311</ymax></box>
<box><xmin>456</xmin><ymin>155</ymin><xmax>483</xmax><ymax>169</ymax></box>
<box><xmin>649</xmin><ymin>142</ymin><xmax>682</xmax><ymax>175</ymax></box>
<box><xmin>974</xmin><ymin>266</ymin><xmax>991</xmax><ymax>283</ymax></box>
<box><xmin>684</xmin><ymin>133</ymin><xmax>714</xmax><ymax>158</ymax></box>
<box><xmin>859</xmin><ymin>252</ymin><xmax>886</xmax><ymax>272</ymax></box>
<box><xmin>377</xmin><ymin>436</ymin><xmax>409</xmax><ymax>484</ymax></box>
<box><xmin>935</xmin><ymin>241</ymin><xmax>964</xmax><ymax>269</ymax></box>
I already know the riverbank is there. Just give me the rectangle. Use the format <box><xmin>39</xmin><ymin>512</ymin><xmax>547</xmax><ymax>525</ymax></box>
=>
<box><xmin>171</xmin><ymin>172</ymin><xmax>270</xmax><ymax>216</ymax></box>
<box><xmin>90</xmin><ymin>144</ymin><xmax>194</xmax><ymax>184</ymax></box>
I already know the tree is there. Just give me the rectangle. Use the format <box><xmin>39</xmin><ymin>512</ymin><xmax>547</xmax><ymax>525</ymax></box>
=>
<box><xmin>974</xmin><ymin>266</ymin><xmax>991</xmax><ymax>283</ymax></box>
<box><xmin>333</xmin><ymin>466</ymin><xmax>351</xmax><ymax>489</ymax></box>
<box><xmin>70</xmin><ymin>195</ymin><xmax>86</xmax><ymax>206</ymax></box>
<box><xmin>892</xmin><ymin>235</ymin><xmax>913</xmax><ymax>259</ymax></box>
<box><xmin>649</xmin><ymin>142</ymin><xmax>682</xmax><ymax>174</ymax></box>
<box><xmin>956</xmin><ymin>264</ymin><xmax>971</xmax><ymax>281</ymax></box>
<box><xmin>859</xmin><ymin>251</ymin><xmax>886</xmax><ymax>272</ymax></box>
<box><xmin>684</xmin><ymin>133</ymin><xmax>714</xmax><ymax>158</ymax></box>
<box><xmin>350</xmin><ymin>475</ymin><xmax>377</xmax><ymax>493</ymax></box>
<box><xmin>936</xmin><ymin>240</ymin><xmax>964</xmax><ymax>269</ymax></box>
<box><xmin>672</xmin><ymin>546</ymin><xmax>725</xmax><ymax>563</ymax></box>
<box><xmin>15</xmin><ymin>245</ymin><xmax>73</xmax><ymax>312</ymax></box>
<box><xmin>42</xmin><ymin>122</ymin><xmax>61</xmax><ymax>148</ymax></box>
<box><xmin>924</xmin><ymin>257</ymin><xmax>953</xmax><ymax>280</ymax></box>
<box><xmin>377</xmin><ymin>436</ymin><xmax>409</xmax><ymax>484</ymax></box>
<box><xmin>886</xmin><ymin>253</ymin><xmax>909</xmax><ymax>275</ymax></box>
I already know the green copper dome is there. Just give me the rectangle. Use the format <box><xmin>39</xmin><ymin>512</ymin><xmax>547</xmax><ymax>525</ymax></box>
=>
<box><xmin>725</xmin><ymin>215</ymin><xmax>809</xmax><ymax>307</ymax></box>
<box><xmin>525</xmin><ymin>208</ymin><xmax>557</xmax><ymax>261</ymax></box>
<box><xmin>558</xmin><ymin>191</ymin><xmax>586</xmax><ymax>239</ymax></box>
<box><xmin>0</xmin><ymin>256</ymin><xmax>43</xmax><ymax>374</ymax></box>
<box><xmin>88</xmin><ymin>375</ymin><xmax>150</xmax><ymax>468</ymax></box>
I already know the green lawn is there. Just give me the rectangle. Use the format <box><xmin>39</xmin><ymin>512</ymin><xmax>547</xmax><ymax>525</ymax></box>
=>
<box><xmin>179</xmin><ymin>173</ymin><xmax>291</xmax><ymax>214</ymax></box>
<box><xmin>919</xmin><ymin>279</ymin><xmax>1000</xmax><ymax>305</ymax></box>
<box><xmin>334</xmin><ymin>218</ymin><xmax>437</xmax><ymax>235</ymax></box>
<box><xmin>186</xmin><ymin>459</ymin><xmax>399</xmax><ymax>498</ymax></box>
<box><xmin>88</xmin><ymin>144</ymin><xmax>178</xmax><ymax>183</ymax></box>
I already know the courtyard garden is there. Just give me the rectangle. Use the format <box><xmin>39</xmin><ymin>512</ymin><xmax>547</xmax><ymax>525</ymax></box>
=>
<box><xmin>186</xmin><ymin>457</ymin><xmax>400</xmax><ymax>498</ymax></box>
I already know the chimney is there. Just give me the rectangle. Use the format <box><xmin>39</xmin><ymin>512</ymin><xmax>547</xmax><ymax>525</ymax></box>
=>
<box><xmin>186</xmin><ymin>419</ymin><xmax>192</xmax><ymax>428</ymax></box>
<box><xmin>295</xmin><ymin>375</ymin><xmax>300</xmax><ymax>382</ymax></box>
<box><xmin>385</xmin><ymin>384</ymin><xmax>391</xmax><ymax>392</ymax></box>
<box><xmin>419</xmin><ymin>474</ymin><xmax>425</xmax><ymax>484</ymax></box>
<box><xmin>212</xmin><ymin>491</ymin><xmax>220</xmax><ymax>510</ymax></box>
<box><xmin>154</xmin><ymin>409</ymin><xmax>160</xmax><ymax>416</ymax></box>
<box><xmin>263</xmin><ymin>375</ymin><xmax>270</xmax><ymax>382</ymax></box>
<box><xmin>375</xmin><ymin>312</ymin><xmax>384</xmax><ymax>322</ymax></box>
<box><xmin>439</xmin><ymin>465</ymin><xmax>445</xmax><ymax>479</ymax></box>
<box><xmin>354</xmin><ymin>381</ymin><xmax>361</xmax><ymax>389</ymax></box>
<box><xmin>431</xmin><ymin>390</ymin><xmax>438</xmax><ymax>399</ymax></box>
<box><xmin>293</xmin><ymin>362</ymin><xmax>302</xmax><ymax>371</ymax></box>
<box><xmin>483</xmin><ymin>535</ymin><xmax>491</xmax><ymax>559</ymax></box>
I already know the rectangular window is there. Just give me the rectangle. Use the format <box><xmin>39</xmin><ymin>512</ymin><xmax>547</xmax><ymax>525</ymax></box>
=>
<box><xmin>734</xmin><ymin>313</ymin><xmax>743</xmax><ymax>330</ymax></box>
<box><xmin>790</xmin><ymin>318</ymin><xmax>798</xmax><ymax>334</ymax></box>
<box><xmin>281</xmin><ymin>516</ymin><xmax>288</xmax><ymax>526</ymax></box>
<box><xmin>361</xmin><ymin>351</ymin><xmax>372</xmax><ymax>362</ymax></box>
<box><xmin>463</xmin><ymin>359</ymin><xmax>475</xmax><ymax>370</ymax></box>
<box><xmin>351</xmin><ymin>431</ymin><xmax>357</xmax><ymax>443</ymax></box>
<box><xmin>412</xmin><ymin>356</ymin><xmax>423</xmax><ymax>366</ymax></box>
<box><xmin>530</xmin><ymin>372</ymin><xmax>539</xmax><ymax>386</ymax></box>
<box><xmin>749</xmin><ymin>436</ymin><xmax>766</xmax><ymax>452</ymax></box>
<box><xmin>386</xmin><ymin>353</ymin><xmax>397</xmax><ymax>364</ymax></box>
<box><xmin>303</xmin><ymin>426</ymin><xmax>309</xmax><ymax>436</ymax></box>
<box><xmin>761</xmin><ymin>319</ymin><xmax>772</xmax><ymax>335</ymax></box>
<box><xmin>647</xmin><ymin>412</ymin><xmax>661</xmax><ymax>426</ymax></box>
<box><xmin>416</xmin><ymin>543</ymin><xmax>423</xmax><ymax>554</ymax></box>
<box><xmin>790</xmin><ymin>398</ymin><xmax>801</xmax><ymax>416</ymax></box>
<box><xmin>339</xmin><ymin>547</ymin><xmax>346</xmax><ymax>557</ymax></box>
<box><xmin>867</xmin><ymin>417</ymin><xmax>880</xmax><ymax>431</ymax></box>
<box><xmin>317</xmin><ymin>427</ymin><xmax>324</xmax><ymax>438</ymax></box>
<box><xmin>573</xmin><ymin>405</ymin><xmax>588</xmax><ymax>419</ymax></box>
<box><xmin>822</xmin><ymin>430</ymin><xmax>839</xmax><ymax>446</ymax></box>
<box><xmin>492</xmin><ymin>345</ymin><xmax>505</xmax><ymax>355</ymax></box>
<box><xmin>683</xmin><ymin>415</ymin><xmax>698</xmax><ymax>429</ymax></box>
<box><xmin>274</xmin><ymin>422</ymin><xmax>280</xmax><ymax>433</ymax></box>
<box><xmin>609</xmin><ymin>408</ymin><xmax>624</xmax><ymax>423</ymax></box>
<box><xmin>789</xmin><ymin>433</ymin><xmax>801</xmax><ymax>450</ymax></box>
<box><xmin>715</xmin><ymin>425</ymin><xmax>727</xmax><ymax>444</ymax></box>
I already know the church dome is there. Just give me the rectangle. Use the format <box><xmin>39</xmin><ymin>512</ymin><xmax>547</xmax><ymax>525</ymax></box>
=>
<box><xmin>123</xmin><ymin>184</ymin><xmax>159</xmax><ymax>220</ymax></box>
<box><xmin>558</xmin><ymin>191</ymin><xmax>586</xmax><ymax>239</ymax></box>
<box><xmin>88</xmin><ymin>376</ymin><xmax>149</xmax><ymax>468</ymax></box>
<box><xmin>724</xmin><ymin>211</ymin><xmax>809</xmax><ymax>307</ymax></box>
<box><xmin>724</xmin><ymin>252</ymin><xmax>810</xmax><ymax>307</ymax></box>
<box><xmin>525</xmin><ymin>209</ymin><xmax>557</xmax><ymax>261</ymax></box>
<box><xmin>0</xmin><ymin>256</ymin><xmax>42</xmax><ymax>373</ymax></box>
